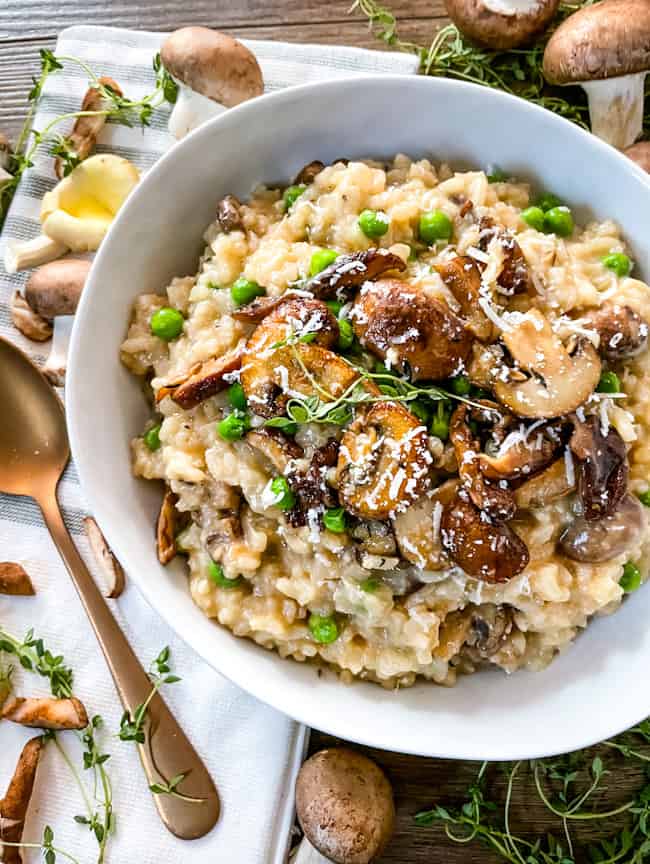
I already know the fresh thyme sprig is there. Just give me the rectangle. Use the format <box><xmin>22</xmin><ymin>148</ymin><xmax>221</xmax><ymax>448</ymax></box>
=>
<box><xmin>1</xmin><ymin>824</ymin><xmax>82</xmax><ymax>864</ymax></box>
<box><xmin>350</xmin><ymin>1</ymin><xmax>649</xmax><ymax>135</ymax></box>
<box><xmin>1</xmin><ymin>47</ymin><xmax>177</xmax><ymax>227</ymax></box>
<box><xmin>0</xmin><ymin>627</ymin><xmax>73</xmax><ymax>698</ymax></box>
<box><xmin>118</xmin><ymin>645</ymin><xmax>180</xmax><ymax>744</ymax></box>
<box><xmin>149</xmin><ymin>771</ymin><xmax>205</xmax><ymax>804</ymax></box>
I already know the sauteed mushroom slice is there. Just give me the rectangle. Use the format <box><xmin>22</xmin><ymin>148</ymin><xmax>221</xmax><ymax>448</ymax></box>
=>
<box><xmin>156</xmin><ymin>490</ymin><xmax>178</xmax><ymax>565</ymax></box>
<box><xmin>0</xmin><ymin>736</ymin><xmax>43</xmax><ymax>864</ymax></box>
<box><xmin>216</xmin><ymin>194</ymin><xmax>243</xmax><ymax>233</ymax></box>
<box><xmin>2</xmin><ymin>696</ymin><xmax>88</xmax><ymax>730</ymax></box>
<box><xmin>494</xmin><ymin>309</ymin><xmax>601</xmax><ymax>418</ymax></box>
<box><xmin>232</xmin><ymin>293</ymin><xmax>298</xmax><ymax>324</ymax></box>
<box><xmin>307</xmin><ymin>248</ymin><xmax>406</xmax><ymax>300</ymax></box>
<box><xmin>560</xmin><ymin>494</ymin><xmax>644</xmax><ymax>563</ymax></box>
<box><xmin>285</xmin><ymin>440</ymin><xmax>340</xmax><ymax>528</ymax></box>
<box><xmin>0</xmin><ymin>562</ymin><xmax>35</xmax><ymax>596</ymax></box>
<box><xmin>450</xmin><ymin>404</ymin><xmax>516</xmax><ymax>522</ymax></box>
<box><xmin>337</xmin><ymin>401</ymin><xmax>431</xmax><ymax>520</ymax></box>
<box><xmin>392</xmin><ymin>479</ymin><xmax>458</xmax><ymax>569</ymax></box>
<box><xmin>570</xmin><ymin>415</ymin><xmax>628</xmax><ymax>520</ymax></box>
<box><xmin>586</xmin><ymin>303</ymin><xmax>649</xmax><ymax>361</ymax></box>
<box><xmin>294</xmin><ymin>159</ymin><xmax>324</xmax><ymax>185</ymax></box>
<box><xmin>246</xmin><ymin>427</ymin><xmax>303</xmax><ymax>473</ymax></box>
<box><xmin>479</xmin><ymin>423</ymin><xmax>557</xmax><ymax>480</ymax></box>
<box><xmin>157</xmin><ymin>343</ymin><xmax>244</xmax><ymax>408</ymax></box>
<box><xmin>478</xmin><ymin>217</ymin><xmax>531</xmax><ymax>296</ymax></box>
<box><xmin>435</xmin><ymin>256</ymin><xmax>494</xmax><ymax>341</ymax></box>
<box><xmin>464</xmin><ymin>604</ymin><xmax>515</xmax><ymax>661</ymax></box>
<box><xmin>353</xmin><ymin>279</ymin><xmax>472</xmax><ymax>381</ymax></box>
<box><xmin>440</xmin><ymin>490</ymin><xmax>529</xmax><ymax>583</ymax></box>
<box><xmin>514</xmin><ymin>457</ymin><xmax>575</xmax><ymax>510</ymax></box>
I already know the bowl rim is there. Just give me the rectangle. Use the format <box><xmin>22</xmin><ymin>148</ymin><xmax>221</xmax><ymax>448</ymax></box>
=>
<box><xmin>67</xmin><ymin>73</ymin><xmax>650</xmax><ymax>759</ymax></box>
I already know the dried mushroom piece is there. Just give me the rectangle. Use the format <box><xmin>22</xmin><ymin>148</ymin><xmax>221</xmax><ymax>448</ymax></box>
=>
<box><xmin>216</xmin><ymin>194</ymin><xmax>243</xmax><ymax>233</ymax></box>
<box><xmin>0</xmin><ymin>736</ymin><xmax>43</xmax><ymax>864</ymax></box>
<box><xmin>586</xmin><ymin>303</ymin><xmax>649</xmax><ymax>361</ymax></box>
<box><xmin>83</xmin><ymin>516</ymin><xmax>125</xmax><ymax>598</ymax></box>
<box><xmin>435</xmin><ymin>255</ymin><xmax>494</xmax><ymax>341</ymax></box>
<box><xmin>10</xmin><ymin>292</ymin><xmax>52</xmax><ymax>342</ymax></box>
<box><xmin>54</xmin><ymin>77</ymin><xmax>123</xmax><ymax>179</ymax></box>
<box><xmin>352</xmin><ymin>279</ymin><xmax>472</xmax><ymax>381</ymax></box>
<box><xmin>570</xmin><ymin>416</ymin><xmax>628</xmax><ymax>520</ymax></box>
<box><xmin>0</xmin><ymin>563</ymin><xmax>35</xmax><ymax>596</ymax></box>
<box><xmin>2</xmin><ymin>696</ymin><xmax>88</xmax><ymax>730</ymax></box>
<box><xmin>337</xmin><ymin>401</ymin><xmax>431</xmax><ymax>520</ymax></box>
<box><xmin>560</xmin><ymin>493</ymin><xmax>644</xmax><ymax>563</ymax></box>
<box><xmin>306</xmin><ymin>248</ymin><xmax>406</xmax><ymax>300</ymax></box>
<box><xmin>157</xmin><ymin>490</ymin><xmax>178</xmax><ymax>565</ymax></box>
<box><xmin>441</xmin><ymin>489</ymin><xmax>529</xmax><ymax>583</ymax></box>
<box><xmin>157</xmin><ymin>344</ymin><xmax>244</xmax><ymax>408</ymax></box>
<box><xmin>494</xmin><ymin>309</ymin><xmax>601</xmax><ymax>418</ymax></box>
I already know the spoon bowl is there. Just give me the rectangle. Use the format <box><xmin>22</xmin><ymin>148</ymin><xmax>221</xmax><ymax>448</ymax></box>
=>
<box><xmin>0</xmin><ymin>336</ymin><xmax>219</xmax><ymax>839</ymax></box>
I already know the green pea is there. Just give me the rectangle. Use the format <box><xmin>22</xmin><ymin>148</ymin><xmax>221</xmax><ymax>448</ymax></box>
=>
<box><xmin>430</xmin><ymin>401</ymin><xmax>451</xmax><ymax>441</ymax></box>
<box><xmin>449</xmin><ymin>374</ymin><xmax>471</xmax><ymax>396</ymax></box>
<box><xmin>358</xmin><ymin>209</ymin><xmax>390</xmax><ymax>238</ymax></box>
<box><xmin>283</xmin><ymin>184</ymin><xmax>306</xmax><ymax>211</ymax></box>
<box><xmin>231</xmin><ymin>277</ymin><xmax>265</xmax><ymax>306</ymax></box>
<box><xmin>620</xmin><ymin>562</ymin><xmax>642</xmax><ymax>593</ymax></box>
<box><xmin>544</xmin><ymin>206</ymin><xmax>574</xmax><ymax>237</ymax></box>
<box><xmin>360</xmin><ymin>577</ymin><xmax>380</xmax><ymax>593</ymax></box>
<box><xmin>597</xmin><ymin>371</ymin><xmax>620</xmax><ymax>394</ymax></box>
<box><xmin>521</xmin><ymin>206</ymin><xmax>546</xmax><ymax>232</ymax></box>
<box><xmin>150</xmin><ymin>307</ymin><xmax>184</xmax><ymax>341</ymax></box>
<box><xmin>323</xmin><ymin>507</ymin><xmax>347</xmax><ymax>534</ymax></box>
<box><xmin>326</xmin><ymin>300</ymin><xmax>343</xmax><ymax>317</ymax></box>
<box><xmin>217</xmin><ymin>410</ymin><xmax>250</xmax><ymax>441</ymax></box>
<box><xmin>227</xmin><ymin>381</ymin><xmax>247</xmax><ymax>411</ymax></box>
<box><xmin>638</xmin><ymin>489</ymin><xmax>650</xmax><ymax>508</ymax></box>
<box><xmin>310</xmin><ymin>248</ymin><xmax>338</xmax><ymax>276</ymax></box>
<box><xmin>418</xmin><ymin>210</ymin><xmax>453</xmax><ymax>245</ymax></box>
<box><xmin>308</xmin><ymin>613</ymin><xmax>339</xmax><ymax>644</ymax></box>
<box><xmin>487</xmin><ymin>168</ymin><xmax>508</xmax><ymax>184</ymax></box>
<box><xmin>270</xmin><ymin>476</ymin><xmax>295</xmax><ymax>510</ymax></box>
<box><xmin>535</xmin><ymin>192</ymin><xmax>563</xmax><ymax>212</ymax></box>
<box><xmin>337</xmin><ymin>318</ymin><xmax>354</xmax><ymax>351</ymax></box>
<box><xmin>208</xmin><ymin>560</ymin><xmax>243</xmax><ymax>589</ymax></box>
<box><xmin>410</xmin><ymin>400</ymin><xmax>430</xmax><ymax>424</ymax></box>
<box><xmin>602</xmin><ymin>252</ymin><xmax>632</xmax><ymax>278</ymax></box>
<box><xmin>143</xmin><ymin>423</ymin><xmax>162</xmax><ymax>452</ymax></box>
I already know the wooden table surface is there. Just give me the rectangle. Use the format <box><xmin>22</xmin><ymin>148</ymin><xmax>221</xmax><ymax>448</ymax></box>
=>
<box><xmin>0</xmin><ymin>3</ymin><xmax>643</xmax><ymax>863</ymax></box>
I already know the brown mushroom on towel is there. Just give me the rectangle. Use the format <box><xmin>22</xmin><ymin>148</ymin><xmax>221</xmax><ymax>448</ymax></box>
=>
<box><xmin>2</xmin><ymin>696</ymin><xmax>88</xmax><ymax>730</ymax></box>
<box><xmin>10</xmin><ymin>292</ymin><xmax>52</xmax><ymax>342</ymax></box>
<box><xmin>0</xmin><ymin>737</ymin><xmax>43</xmax><ymax>864</ymax></box>
<box><xmin>161</xmin><ymin>27</ymin><xmax>263</xmax><ymax>139</ymax></box>
<box><xmin>543</xmin><ymin>0</ymin><xmax>650</xmax><ymax>148</ymax></box>
<box><xmin>295</xmin><ymin>748</ymin><xmax>395</xmax><ymax>864</ymax></box>
<box><xmin>352</xmin><ymin>279</ymin><xmax>472</xmax><ymax>381</ymax></box>
<box><xmin>306</xmin><ymin>248</ymin><xmax>406</xmax><ymax>300</ymax></box>
<box><xmin>157</xmin><ymin>489</ymin><xmax>178</xmax><ymax>565</ymax></box>
<box><xmin>83</xmin><ymin>516</ymin><xmax>125</xmax><ymax>599</ymax></box>
<box><xmin>445</xmin><ymin>0</ymin><xmax>560</xmax><ymax>50</ymax></box>
<box><xmin>0</xmin><ymin>563</ymin><xmax>35</xmax><ymax>596</ymax></box>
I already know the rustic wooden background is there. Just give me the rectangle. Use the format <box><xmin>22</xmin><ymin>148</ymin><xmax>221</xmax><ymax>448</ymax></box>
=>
<box><xmin>0</xmin><ymin>2</ymin><xmax>644</xmax><ymax>862</ymax></box>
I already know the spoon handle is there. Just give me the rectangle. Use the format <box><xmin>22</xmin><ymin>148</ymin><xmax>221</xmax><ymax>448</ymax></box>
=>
<box><xmin>38</xmin><ymin>487</ymin><xmax>220</xmax><ymax>839</ymax></box>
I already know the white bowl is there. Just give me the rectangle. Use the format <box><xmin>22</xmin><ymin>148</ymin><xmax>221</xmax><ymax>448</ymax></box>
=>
<box><xmin>67</xmin><ymin>75</ymin><xmax>650</xmax><ymax>760</ymax></box>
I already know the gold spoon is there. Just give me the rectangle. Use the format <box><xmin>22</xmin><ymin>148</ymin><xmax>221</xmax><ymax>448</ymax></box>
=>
<box><xmin>0</xmin><ymin>336</ymin><xmax>219</xmax><ymax>839</ymax></box>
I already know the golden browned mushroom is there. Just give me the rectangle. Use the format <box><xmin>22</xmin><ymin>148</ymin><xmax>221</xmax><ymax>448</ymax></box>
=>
<box><xmin>392</xmin><ymin>479</ymin><xmax>458</xmax><ymax>569</ymax></box>
<box><xmin>625</xmin><ymin>141</ymin><xmax>650</xmax><ymax>173</ymax></box>
<box><xmin>352</xmin><ymin>279</ymin><xmax>472</xmax><ymax>381</ymax></box>
<box><xmin>216</xmin><ymin>194</ymin><xmax>243</xmax><ymax>233</ymax></box>
<box><xmin>161</xmin><ymin>27</ymin><xmax>264</xmax><ymax>139</ymax></box>
<box><xmin>494</xmin><ymin>309</ymin><xmax>601</xmax><ymax>418</ymax></box>
<box><xmin>570</xmin><ymin>415</ymin><xmax>628</xmax><ymax>520</ymax></box>
<box><xmin>285</xmin><ymin>440</ymin><xmax>340</xmax><ymax>528</ymax></box>
<box><xmin>245</xmin><ymin>427</ymin><xmax>303</xmax><ymax>473</ymax></box>
<box><xmin>156</xmin><ymin>343</ymin><xmax>244</xmax><ymax>407</ymax></box>
<box><xmin>156</xmin><ymin>489</ymin><xmax>177</xmax><ymax>565</ymax></box>
<box><xmin>0</xmin><ymin>736</ymin><xmax>43</xmax><ymax>864</ymax></box>
<box><xmin>560</xmin><ymin>493</ymin><xmax>645</xmax><ymax>563</ymax></box>
<box><xmin>435</xmin><ymin>255</ymin><xmax>494</xmax><ymax>340</ymax></box>
<box><xmin>514</xmin><ymin>457</ymin><xmax>575</xmax><ymax>510</ymax></box>
<box><xmin>2</xmin><ymin>696</ymin><xmax>88</xmax><ymax>730</ymax></box>
<box><xmin>83</xmin><ymin>516</ymin><xmax>125</xmax><ymax>599</ymax></box>
<box><xmin>337</xmin><ymin>401</ymin><xmax>431</xmax><ymax>520</ymax></box>
<box><xmin>294</xmin><ymin>748</ymin><xmax>395</xmax><ymax>864</ymax></box>
<box><xmin>585</xmin><ymin>303</ymin><xmax>649</xmax><ymax>362</ymax></box>
<box><xmin>543</xmin><ymin>0</ymin><xmax>650</xmax><ymax>148</ymax></box>
<box><xmin>0</xmin><ymin>563</ymin><xmax>35</xmax><ymax>596</ymax></box>
<box><xmin>54</xmin><ymin>77</ymin><xmax>123</xmax><ymax>179</ymax></box>
<box><xmin>441</xmin><ymin>489</ymin><xmax>529</xmax><ymax>583</ymax></box>
<box><xmin>307</xmin><ymin>249</ymin><xmax>406</xmax><ymax>300</ymax></box>
<box><xmin>478</xmin><ymin>217</ymin><xmax>532</xmax><ymax>297</ymax></box>
<box><xmin>445</xmin><ymin>0</ymin><xmax>560</xmax><ymax>50</ymax></box>
<box><xmin>10</xmin><ymin>292</ymin><xmax>52</xmax><ymax>342</ymax></box>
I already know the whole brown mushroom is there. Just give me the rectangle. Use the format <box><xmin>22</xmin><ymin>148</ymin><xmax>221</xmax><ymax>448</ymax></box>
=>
<box><xmin>445</xmin><ymin>0</ymin><xmax>560</xmax><ymax>50</ymax></box>
<box><xmin>294</xmin><ymin>748</ymin><xmax>395</xmax><ymax>864</ymax></box>
<box><xmin>161</xmin><ymin>27</ymin><xmax>263</xmax><ymax>139</ymax></box>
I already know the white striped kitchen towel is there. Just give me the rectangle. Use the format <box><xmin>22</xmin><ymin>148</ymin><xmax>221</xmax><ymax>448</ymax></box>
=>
<box><xmin>0</xmin><ymin>25</ymin><xmax>419</xmax><ymax>864</ymax></box>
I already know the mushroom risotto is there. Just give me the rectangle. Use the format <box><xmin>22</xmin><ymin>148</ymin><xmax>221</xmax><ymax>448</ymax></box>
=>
<box><xmin>121</xmin><ymin>155</ymin><xmax>650</xmax><ymax>688</ymax></box>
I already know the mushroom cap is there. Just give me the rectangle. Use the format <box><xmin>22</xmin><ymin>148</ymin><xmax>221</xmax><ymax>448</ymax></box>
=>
<box><xmin>543</xmin><ymin>0</ymin><xmax>650</xmax><ymax>84</ymax></box>
<box><xmin>160</xmin><ymin>27</ymin><xmax>263</xmax><ymax>107</ymax></box>
<box><xmin>295</xmin><ymin>748</ymin><xmax>395</xmax><ymax>864</ymax></box>
<box><xmin>625</xmin><ymin>141</ymin><xmax>650</xmax><ymax>174</ymax></box>
<box><xmin>445</xmin><ymin>0</ymin><xmax>560</xmax><ymax>51</ymax></box>
<box><xmin>25</xmin><ymin>258</ymin><xmax>90</xmax><ymax>320</ymax></box>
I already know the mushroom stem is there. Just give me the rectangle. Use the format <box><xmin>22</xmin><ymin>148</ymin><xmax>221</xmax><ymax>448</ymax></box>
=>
<box><xmin>581</xmin><ymin>72</ymin><xmax>648</xmax><ymax>149</ymax></box>
<box><xmin>4</xmin><ymin>235</ymin><xmax>68</xmax><ymax>274</ymax></box>
<box><xmin>168</xmin><ymin>86</ymin><xmax>226</xmax><ymax>140</ymax></box>
<box><xmin>43</xmin><ymin>315</ymin><xmax>74</xmax><ymax>386</ymax></box>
